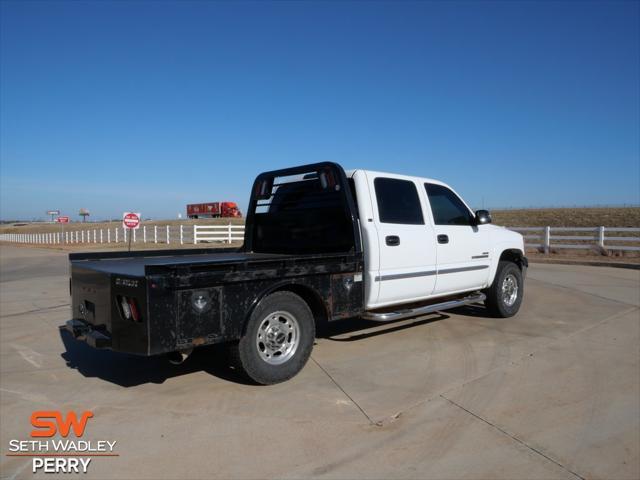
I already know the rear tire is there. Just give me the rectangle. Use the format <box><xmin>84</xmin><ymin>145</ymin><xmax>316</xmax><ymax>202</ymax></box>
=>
<box><xmin>484</xmin><ymin>261</ymin><xmax>523</xmax><ymax>318</ymax></box>
<box><xmin>230</xmin><ymin>291</ymin><xmax>315</xmax><ymax>385</ymax></box>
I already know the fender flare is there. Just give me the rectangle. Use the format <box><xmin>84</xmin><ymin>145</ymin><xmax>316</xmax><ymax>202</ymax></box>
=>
<box><xmin>241</xmin><ymin>280</ymin><xmax>329</xmax><ymax>336</ymax></box>
<box><xmin>488</xmin><ymin>247</ymin><xmax>527</xmax><ymax>287</ymax></box>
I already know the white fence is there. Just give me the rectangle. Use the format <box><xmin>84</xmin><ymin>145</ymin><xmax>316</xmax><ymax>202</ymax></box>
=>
<box><xmin>0</xmin><ymin>224</ymin><xmax>246</xmax><ymax>246</ymax></box>
<box><xmin>507</xmin><ymin>227</ymin><xmax>640</xmax><ymax>253</ymax></box>
<box><xmin>2</xmin><ymin>225</ymin><xmax>639</xmax><ymax>253</ymax></box>
<box><xmin>193</xmin><ymin>225</ymin><xmax>244</xmax><ymax>244</ymax></box>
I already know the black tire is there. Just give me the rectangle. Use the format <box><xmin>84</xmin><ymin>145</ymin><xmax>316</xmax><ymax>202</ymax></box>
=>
<box><xmin>229</xmin><ymin>291</ymin><xmax>315</xmax><ymax>385</ymax></box>
<box><xmin>484</xmin><ymin>261</ymin><xmax>524</xmax><ymax>318</ymax></box>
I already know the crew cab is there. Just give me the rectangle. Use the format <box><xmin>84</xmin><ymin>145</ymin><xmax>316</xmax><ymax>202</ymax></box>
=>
<box><xmin>65</xmin><ymin>163</ymin><xmax>527</xmax><ymax>384</ymax></box>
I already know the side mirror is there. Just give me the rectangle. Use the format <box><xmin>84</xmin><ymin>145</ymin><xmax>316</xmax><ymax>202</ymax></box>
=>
<box><xmin>475</xmin><ymin>209</ymin><xmax>492</xmax><ymax>225</ymax></box>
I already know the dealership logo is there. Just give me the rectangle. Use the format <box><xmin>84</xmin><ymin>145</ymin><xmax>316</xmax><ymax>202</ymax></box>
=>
<box><xmin>31</xmin><ymin>411</ymin><xmax>93</xmax><ymax>437</ymax></box>
<box><xmin>6</xmin><ymin>411</ymin><xmax>118</xmax><ymax>474</ymax></box>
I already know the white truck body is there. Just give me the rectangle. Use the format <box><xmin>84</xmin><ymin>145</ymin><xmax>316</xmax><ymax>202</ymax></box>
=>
<box><xmin>348</xmin><ymin>169</ymin><xmax>525</xmax><ymax>310</ymax></box>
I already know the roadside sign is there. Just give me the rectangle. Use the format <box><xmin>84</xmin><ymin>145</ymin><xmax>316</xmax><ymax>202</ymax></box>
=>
<box><xmin>122</xmin><ymin>212</ymin><xmax>141</xmax><ymax>229</ymax></box>
<box><xmin>56</xmin><ymin>216</ymin><xmax>70</xmax><ymax>223</ymax></box>
<box><xmin>47</xmin><ymin>210</ymin><xmax>61</xmax><ymax>222</ymax></box>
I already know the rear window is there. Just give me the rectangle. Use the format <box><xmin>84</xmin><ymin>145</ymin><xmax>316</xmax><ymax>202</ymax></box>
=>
<box><xmin>374</xmin><ymin>178</ymin><xmax>424</xmax><ymax>225</ymax></box>
<box><xmin>250</xmin><ymin>167</ymin><xmax>356</xmax><ymax>254</ymax></box>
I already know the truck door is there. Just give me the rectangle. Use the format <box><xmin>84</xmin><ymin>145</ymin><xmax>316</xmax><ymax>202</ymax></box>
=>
<box><xmin>424</xmin><ymin>183</ymin><xmax>491</xmax><ymax>294</ymax></box>
<box><xmin>368</xmin><ymin>174</ymin><xmax>437</xmax><ymax>307</ymax></box>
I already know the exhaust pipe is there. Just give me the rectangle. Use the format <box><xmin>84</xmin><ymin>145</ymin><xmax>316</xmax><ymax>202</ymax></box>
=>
<box><xmin>167</xmin><ymin>348</ymin><xmax>193</xmax><ymax>365</ymax></box>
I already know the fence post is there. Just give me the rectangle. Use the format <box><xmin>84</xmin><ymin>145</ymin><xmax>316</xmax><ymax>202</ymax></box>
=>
<box><xmin>143</xmin><ymin>225</ymin><xmax>147</xmax><ymax>243</ymax></box>
<box><xmin>543</xmin><ymin>226</ymin><xmax>551</xmax><ymax>254</ymax></box>
<box><xmin>193</xmin><ymin>225</ymin><xmax>197</xmax><ymax>245</ymax></box>
<box><xmin>228</xmin><ymin>224</ymin><xmax>232</xmax><ymax>244</ymax></box>
<box><xmin>154</xmin><ymin>225</ymin><xmax>158</xmax><ymax>244</ymax></box>
<box><xmin>598</xmin><ymin>226</ymin><xmax>605</xmax><ymax>249</ymax></box>
<box><xmin>166</xmin><ymin>225</ymin><xmax>170</xmax><ymax>244</ymax></box>
<box><xmin>123</xmin><ymin>228</ymin><xmax>127</xmax><ymax>243</ymax></box>
<box><xmin>180</xmin><ymin>225</ymin><xmax>184</xmax><ymax>245</ymax></box>
<box><xmin>133</xmin><ymin>228</ymin><xmax>136</xmax><ymax>243</ymax></box>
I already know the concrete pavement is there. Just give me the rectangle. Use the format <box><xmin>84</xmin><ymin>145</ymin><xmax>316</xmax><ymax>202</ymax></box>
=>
<box><xmin>0</xmin><ymin>245</ymin><xmax>638</xmax><ymax>479</ymax></box>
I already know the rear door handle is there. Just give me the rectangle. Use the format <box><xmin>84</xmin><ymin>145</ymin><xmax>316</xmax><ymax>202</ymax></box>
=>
<box><xmin>386</xmin><ymin>235</ymin><xmax>400</xmax><ymax>246</ymax></box>
<box><xmin>437</xmin><ymin>234</ymin><xmax>449</xmax><ymax>244</ymax></box>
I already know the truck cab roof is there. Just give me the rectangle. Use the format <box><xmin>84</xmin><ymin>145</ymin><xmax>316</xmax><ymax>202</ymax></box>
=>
<box><xmin>344</xmin><ymin>168</ymin><xmax>451</xmax><ymax>189</ymax></box>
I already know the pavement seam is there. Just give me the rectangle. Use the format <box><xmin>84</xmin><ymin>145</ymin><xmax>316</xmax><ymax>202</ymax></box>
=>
<box><xmin>0</xmin><ymin>303</ymin><xmax>69</xmax><ymax>318</ymax></box>
<box><xmin>310</xmin><ymin>356</ymin><xmax>375</xmax><ymax>425</ymax></box>
<box><xmin>440</xmin><ymin>394</ymin><xmax>587</xmax><ymax>480</ymax></box>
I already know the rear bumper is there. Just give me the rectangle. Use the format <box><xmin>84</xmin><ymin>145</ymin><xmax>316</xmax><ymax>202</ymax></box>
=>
<box><xmin>64</xmin><ymin>319</ymin><xmax>112</xmax><ymax>349</ymax></box>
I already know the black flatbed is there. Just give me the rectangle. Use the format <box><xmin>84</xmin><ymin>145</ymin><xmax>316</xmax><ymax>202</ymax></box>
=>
<box><xmin>73</xmin><ymin>251</ymin><xmax>291</xmax><ymax>276</ymax></box>
<box><xmin>66</xmin><ymin>162</ymin><xmax>365</xmax><ymax>363</ymax></box>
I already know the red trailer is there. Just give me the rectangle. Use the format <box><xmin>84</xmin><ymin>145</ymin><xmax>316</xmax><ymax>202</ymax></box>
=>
<box><xmin>187</xmin><ymin>202</ymin><xmax>241</xmax><ymax>219</ymax></box>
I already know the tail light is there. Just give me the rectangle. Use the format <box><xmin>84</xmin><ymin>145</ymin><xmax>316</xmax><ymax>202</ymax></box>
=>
<box><xmin>128</xmin><ymin>298</ymin><xmax>140</xmax><ymax>322</ymax></box>
<box><xmin>117</xmin><ymin>295</ymin><xmax>142</xmax><ymax>322</ymax></box>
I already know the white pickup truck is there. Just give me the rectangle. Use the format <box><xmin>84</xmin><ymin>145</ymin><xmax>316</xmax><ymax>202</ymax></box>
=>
<box><xmin>65</xmin><ymin>162</ymin><xmax>527</xmax><ymax>384</ymax></box>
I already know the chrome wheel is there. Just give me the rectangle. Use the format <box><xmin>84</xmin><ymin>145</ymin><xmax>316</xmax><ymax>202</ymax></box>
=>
<box><xmin>501</xmin><ymin>273</ymin><xmax>518</xmax><ymax>307</ymax></box>
<box><xmin>256</xmin><ymin>311</ymin><xmax>300</xmax><ymax>365</ymax></box>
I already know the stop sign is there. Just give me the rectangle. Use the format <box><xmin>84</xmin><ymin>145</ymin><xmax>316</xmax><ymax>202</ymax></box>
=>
<box><xmin>122</xmin><ymin>212</ymin><xmax>141</xmax><ymax>229</ymax></box>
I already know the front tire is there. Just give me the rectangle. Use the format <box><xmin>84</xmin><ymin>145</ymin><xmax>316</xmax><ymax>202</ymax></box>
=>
<box><xmin>230</xmin><ymin>291</ymin><xmax>315</xmax><ymax>385</ymax></box>
<box><xmin>485</xmin><ymin>261</ymin><xmax>524</xmax><ymax>318</ymax></box>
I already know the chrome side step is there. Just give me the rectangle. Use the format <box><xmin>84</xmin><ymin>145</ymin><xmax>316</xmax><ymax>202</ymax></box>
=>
<box><xmin>362</xmin><ymin>292</ymin><xmax>486</xmax><ymax>322</ymax></box>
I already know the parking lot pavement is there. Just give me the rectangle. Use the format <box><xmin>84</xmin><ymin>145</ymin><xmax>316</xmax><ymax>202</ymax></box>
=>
<box><xmin>0</xmin><ymin>245</ymin><xmax>638</xmax><ymax>480</ymax></box>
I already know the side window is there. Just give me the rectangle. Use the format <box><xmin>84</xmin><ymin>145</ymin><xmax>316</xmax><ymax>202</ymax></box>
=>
<box><xmin>425</xmin><ymin>183</ymin><xmax>474</xmax><ymax>226</ymax></box>
<box><xmin>374</xmin><ymin>178</ymin><xmax>424</xmax><ymax>225</ymax></box>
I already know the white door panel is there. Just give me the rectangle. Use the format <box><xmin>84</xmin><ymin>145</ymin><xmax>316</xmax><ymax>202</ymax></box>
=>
<box><xmin>424</xmin><ymin>182</ymin><xmax>490</xmax><ymax>294</ymax></box>
<box><xmin>368</xmin><ymin>173</ymin><xmax>437</xmax><ymax>307</ymax></box>
<box><xmin>432</xmin><ymin>225</ymin><xmax>490</xmax><ymax>294</ymax></box>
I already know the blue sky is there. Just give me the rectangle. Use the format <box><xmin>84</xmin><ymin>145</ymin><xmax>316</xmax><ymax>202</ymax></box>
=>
<box><xmin>1</xmin><ymin>0</ymin><xmax>638</xmax><ymax>221</ymax></box>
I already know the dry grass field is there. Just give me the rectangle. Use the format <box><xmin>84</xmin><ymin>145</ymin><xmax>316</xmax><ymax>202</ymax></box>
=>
<box><xmin>2</xmin><ymin>207</ymin><xmax>638</xmax><ymax>234</ymax></box>
<box><xmin>490</xmin><ymin>207</ymin><xmax>640</xmax><ymax>227</ymax></box>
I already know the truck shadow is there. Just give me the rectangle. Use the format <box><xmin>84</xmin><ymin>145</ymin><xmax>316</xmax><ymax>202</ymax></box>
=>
<box><xmin>58</xmin><ymin>327</ymin><xmax>253</xmax><ymax>387</ymax></box>
<box><xmin>59</xmin><ymin>309</ymin><xmax>469</xmax><ymax>387</ymax></box>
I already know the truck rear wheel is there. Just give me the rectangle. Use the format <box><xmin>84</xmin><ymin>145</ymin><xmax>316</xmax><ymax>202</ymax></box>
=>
<box><xmin>230</xmin><ymin>291</ymin><xmax>315</xmax><ymax>385</ymax></box>
<box><xmin>484</xmin><ymin>260</ymin><xmax>523</xmax><ymax>318</ymax></box>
